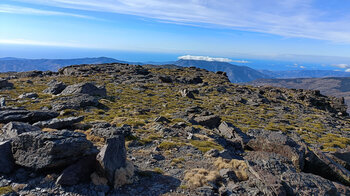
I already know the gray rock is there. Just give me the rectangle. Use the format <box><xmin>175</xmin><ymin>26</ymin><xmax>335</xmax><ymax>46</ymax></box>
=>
<box><xmin>179</xmin><ymin>89</ymin><xmax>195</xmax><ymax>99</ymax></box>
<box><xmin>246</xmin><ymin>129</ymin><xmax>306</xmax><ymax>171</ymax></box>
<box><xmin>43</xmin><ymin>81</ymin><xmax>67</xmax><ymax>95</ymax></box>
<box><xmin>2</xmin><ymin>122</ymin><xmax>41</xmax><ymax>139</ymax></box>
<box><xmin>0</xmin><ymin>97</ymin><xmax>5</xmax><ymax>107</ymax></box>
<box><xmin>91</xmin><ymin>124</ymin><xmax>131</xmax><ymax>139</ymax></box>
<box><xmin>11</xmin><ymin>130</ymin><xmax>93</xmax><ymax>170</ymax></box>
<box><xmin>18</xmin><ymin>93</ymin><xmax>38</xmax><ymax>99</ymax></box>
<box><xmin>51</xmin><ymin>94</ymin><xmax>99</xmax><ymax>111</ymax></box>
<box><xmin>193</xmin><ymin>115</ymin><xmax>221</xmax><ymax>129</ymax></box>
<box><xmin>0</xmin><ymin>79</ymin><xmax>14</xmax><ymax>89</ymax></box>
<box><xmin>56</xmin><ymin>155</ymin><xmax>97</xmax><ymax>186</ymax></box>
<box><xmin>0</xmin><ymin>109</ymin><xmax>59</xmax><ymax>123</ymax></box>
<box><xmin>60</xmin><ymin>82</ymin><xmax>107</xmax><ymax>97</ymax></box>
<box><xmin>96</xmin><ymin>135</ymin><xmax>126</xmax><ymax>184</ymax></box>
<box><xmin>0</xmin><ymin>141</ymin><xmax>14</xmax><ymax>174</ymax></box>
<box><xmin>218</xmin><ymin>121</ymin><xmax>236</xmax><ymax>139</ymax></box>
<box><xmin>33</xmin><ymin>116</ymin><xmax>84</xmax><ymax>129</ymax></box>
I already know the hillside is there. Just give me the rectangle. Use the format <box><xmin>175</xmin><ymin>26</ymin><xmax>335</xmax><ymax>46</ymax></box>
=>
<box><xmin>0</xmin><ymin>64</ymin><xmax>350</xmax><ymax>195</ymax></box>
<box><xmin>174</xmin><ymin>59</ymin><xmax>270</xmax><ymax>83</ymax></box>
<box><xmin>249</xmin><ymin>77</ymin><xmax>350</xmax><ymax>113</ymax></box>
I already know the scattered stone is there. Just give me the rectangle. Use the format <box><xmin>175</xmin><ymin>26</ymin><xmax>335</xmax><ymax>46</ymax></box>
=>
<box><xmin>60</xmin><ymin>82</ymin><xmax>107</xmax><ymax>97</ymax></box>
<box><xmin>0</xmin><ymin>141</ymin><xmax>14</xmax><ymax>174</ymax></box>
<box><xmin>154</xmin><ymin>116</ymin><xmax>170</xmax><ymax>123</ymax></box>
<box><xmin>0</xmin><ymin>79</ymin><xmax>14</xmax><ymax>89</ymax></box>
<box><xmin>11</xmin><ymin>130</ymin><xmax>94</xmax><ymax>170</ymax></box>
<box><xmin>96</xmin><ymin>136</ymin><xmax>127</xmax><ymax>184</ymax></box>
<box><xmin>193</xmin><ymin>115</ymin><xmax>221</xmax><ymax>129</ymax></box>
<box><xmin>18</xmin><ymin>93</ymin><xmax>39</xmax><ymax>99</ymax></box>
<box><xmin>51</xmin><ymin>94</ymin><xmax>99</xmax><ymax>111</ymax></box>
<box><xmin>33</xmin><ymin>116</ymin><xmax>84</xmax><ymax>129</ymax></box>
<box><xmin>179</xmin><ymin>89</ymin><xmax>195</xmax><ymax>99</ymax></box>
<box><xmin>43</xmin><ymin>80</ymin><xmax>67</xmax><ymax>95</ymax></box>
<box><xmin>0</xmin><ymin>97</ymin><xmax>5</xmax><ymax>107</ymax></box>
<box><xmin>91</xmin><ymin>124</ymin><xmax>131</xmax><ymax>139</ymax></box>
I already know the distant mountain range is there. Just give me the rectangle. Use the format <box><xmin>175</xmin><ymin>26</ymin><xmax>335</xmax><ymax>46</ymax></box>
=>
<box><xmin>260</xmin><ymin>70</ymin><xmax>350</xmax><ymax>78</ymax></box>
<box><xmin>173</xmin><ymin>59</ymin><xmax>270</xmax><ymax>83</ymax></box>
<box><xmin>0</xmin><ymin>57</ymin><xmax>130</xmax><ymax>72</ymax></box>
<box><xmin>249</xmin><ymin>77</ymin><xmax>350</xmax><ymax>113</ymax></box>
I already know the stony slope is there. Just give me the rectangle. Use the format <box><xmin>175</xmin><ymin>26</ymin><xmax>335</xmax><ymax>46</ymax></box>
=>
<box><xmin>249</xmin><ymin>77</ymin><xmax>350</xmax><ymax>113</ymax></box>
<box><xmin>0</xmin><ymin>63</ymin><xmax>350</xmax><ymax>195</ymax></box>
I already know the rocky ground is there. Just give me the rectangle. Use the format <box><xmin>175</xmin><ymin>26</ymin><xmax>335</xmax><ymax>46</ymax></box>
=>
<box><xmin>0</xmin><ymin>63</ymin><xmax>350</xmax><ymax>195</ymax></box>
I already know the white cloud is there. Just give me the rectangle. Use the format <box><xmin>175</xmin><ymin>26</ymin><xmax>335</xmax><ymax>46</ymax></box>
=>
<box><xmin>178</xmin><ymin>55</ymin><xmax>247</xmax><ymax>63</ymax></box>
<box><xmin>346</xmin><ymin>69</ymin><xmax>350</xmax><ymax>72</ymax></box>
<box><xmin>332</xmin><ymin>63</ymin><xmax>350</xmax><ymax>68</ymax></box>
<box><xmin>0</xmin><ymin>4</ymin><xmax>96</xmax><ymax>19</ymax></box>
<box><xmin>300</xmin><ymin>66</ymin><xmax>305</xmax><ymax>69</ymax></box>
<box><xmin>10</xmin><ymin>0</ymin><xmax>350</xmax><ymax>43</ymax></box>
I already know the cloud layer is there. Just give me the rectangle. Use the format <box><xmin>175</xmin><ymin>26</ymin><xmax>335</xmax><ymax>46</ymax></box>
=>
<box><xmin>178</xmin><ymin>55</ymin><xmax>248</xmax><ymax>63</ymax></box>
<box><xmin>10</xmin><ymin>0</ymin><xmax>350</xmax><ymax>43</ymax></box>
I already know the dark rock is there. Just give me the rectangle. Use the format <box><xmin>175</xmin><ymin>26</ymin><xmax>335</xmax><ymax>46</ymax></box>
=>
<box><xmin>96</xmin><ymin>135</ymin><xmax>126</xmax><ymax>184</ymax></box>
<box><xmin>179</xmin><ymin>89</ymin><xmax>195</xmax><ymax>99</ymax></box>
<box><xmin>154</xmin><ymin>116</ymin><xmax>170</xmax><ymax>123</ymax></box>
<box><xmin>178</xmin><ymin>75</ymin><xmax>203</xmax><ymax>84</ymax></box>
<box><xmin>2</xmin><ymin>122</ymin><xmax>41</xmax><ymax>139</ymax></box>
<box><xmin>60</xmin><ymin>82</ymin><xmax>107</xmax><ymax>97</ymax></box>
<box><xmin>193</xmin><ymin>115</ymin><xmax>221</xmax><ymax>129</ymax></box>
<box><xmin>0</xmin><ymin>141</ymin><xmax>14</xmax><ymax>174</ymax></box>
<box><xmin>18</xmin><ymin>93</ymin><xmax>38</xmax><ymax>99</ymax></box>
<box><xmin>43</xmin><ymin>80</ymin><xmax>67</xmax><ymax>95</ymax></box>
<box><xmin>33</xmin><ymin>116</ymin><xmax>84</xmax><ymax>129</ymax></box>
<box><xmin>246</xmin><ymin>130</ymin><xmax>306</xmax><ymax>171</ymax></box>
<box><xmin>0</xmin><ymin>79</ymin><xmax>14</xmax><ymax>89</ymax></box>
<box><xmin>304</xmin><ymin>148</ymin><xmax>350</xmax><ymax>186</ymax></box>
<box><xmin>329</xmin><ymin>151</ymin><xmax>350</xmax><ymax>171</ymax></box>
<box><xmin>51</xmin><ymin>94</ymin><xmax>99</xmax><ymax>111</ymax></box>
<box><xmin>56</xmin><ymin>155</ymin><xmax>97</xmax><ymax>186</ymax></box>
<box><xmin>11</xmin><ymin>130</ymin><xmax>93</xmax><ymax>170</ymax></box>
<box><xmin>158</xmin><ymin>75</ymin><xmax>173</xmax><ymax>83</ymax></box>
<box><xmin>0</xmin><ymin>109</ymin><xmax>59</xmax><ymax>123</ymax></box>
<box><xmin>91</xmin><ymin>124</ymin><xmax>131</xmax><ymax>139</ymax></box>
<box><xmin>15</xmin><ymin>71</ymin><xmax>42</xmax><ymax>78</ymax></box>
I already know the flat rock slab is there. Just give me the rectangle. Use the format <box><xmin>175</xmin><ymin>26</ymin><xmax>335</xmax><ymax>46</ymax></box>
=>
<box><xmin>0</xmin><ymin>109</ymin><xmax>59</xmax><ymax>124</ymax></box>
<box><xmin>2</xmin><ymin>122</ymin><xmax>41</xmax><ymax>139</ymax></box>
<box><xmin>33</xmin><ymin>116</ymin><xmax>84</xmax><ymax>130</ymax></box>
<box><xmin>60</xmin><ymin>82</ymin><xmax>106</xmax><ymax>97</ymax></box>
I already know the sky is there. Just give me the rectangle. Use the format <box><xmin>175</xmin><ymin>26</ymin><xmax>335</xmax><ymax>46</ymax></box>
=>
<box><xmin>2</xmin><ymin>0</ymin><xmax>350</xmax><ymax>70</ymax></box>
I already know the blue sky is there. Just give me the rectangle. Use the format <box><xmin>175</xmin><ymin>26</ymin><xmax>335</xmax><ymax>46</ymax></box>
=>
<box><xmin>2</xmin><ymin>0</ymin><xmax>350</xmax><ymax>70</ymax></box>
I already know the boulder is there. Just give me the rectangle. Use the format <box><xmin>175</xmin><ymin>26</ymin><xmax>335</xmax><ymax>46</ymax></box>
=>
<box><xmin>91</xmin><ymin>124</ymin><xmax>131</xmax><ymax>139</ymax></box>
<box><xmin>0</xmin><ymin>141</ymin><xmax>14</xmax><ymax>174</ymax></box>
<box><xmin>218</xmin><ymin>121</ymin><xmax>236</xmax><ymax>139</ymax></box>
<box><xmin>56</xmin><ymin>155</ymin><xmax>97</xmax><ymax>186</ymax></box>
<box><xmin>33</xmin><ymin>116</ymin><xmax>84</xmax><ymax>129</ymax></box>
<box><xmin>51</xmin><ymin>94</ymin><xmax>99</xmax><ymax>111</ymax></box>
<box><xmin>246</xmin><ymin>130</ymin><xmax>306</xmax><ymax>171</ymax></box>
<box><xmin>193</xmin><ymin>115</ymin><xmax>221</xmax><ymax>129</ymax></box>
<box><xmin>43</xmin><ymin>80</ymin><xmax>67</xmax><ymax>95</ymax></box>
<box><xmin>96</xmin><ymin>136</ymin><xmax>126</xmax><ymax>184</ymax></box>
<box><xmin>18</xmin><ymin>93</ymin><xmax>38</xmax><ymax>99</ymax></box>
<box><xmin>2</xmin><ymin>122</ymin><xmax>41</xmax><ymax>139</ymax></box>
<box><xmin>11</xmin><ymin>130</ymin><xmax>93</xmax><ymax>170</ymax></box>
<box><xmin>178</xmin><ymin>75</ymin><xmax>203</xmax><ymax>84</ymax></box>
<box><xmin>0</xmin><ymin>109</ymin><xmax>59</xmax><ymax>123</ymax></box>
<box><xmin>60</xmin><ymin>82</ymin><xmax>107</xmax><ymax>97</ymax></box>
<box><xmin>304</xmin><ymin>148</ymin><xmax>350</xmax><ymax>186</ymax></box>
<box><xmin>0</xmin><ymin>79</ymin><xmax>14</xmax><ymax>89</ymax></box>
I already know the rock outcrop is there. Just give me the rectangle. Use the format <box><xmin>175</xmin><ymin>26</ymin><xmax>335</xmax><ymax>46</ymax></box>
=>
<box><xmin>0</xmin><ymin>109</ymin><xmax>59</xmax><ymax>123</ymax></box>
<box><xmin>33</xmin><ymin>116</ymin><xmax>84</xmax><ymax>129</ymax></box>
<box><xmin>60</xmin><ymin>82</ymin><xmax>107</xmax><ymax>97</ymax></box>
<box><xmin>11</xmin><ymin>130</ymin><xmax>93</xmax><ymax>170</ymax></box>
<box><xmin>0</xmin><ymin>141</ymin><xmax>14</xmax><ymax>174</ymax></box>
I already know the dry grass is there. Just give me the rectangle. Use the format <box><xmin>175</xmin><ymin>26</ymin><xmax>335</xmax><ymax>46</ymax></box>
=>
<box><xmin>184</xmin><ymin>168</ymin><xmax>220</xmax><ymax>188</ymax></box>
<box><xmin>213</xmin><ymin>157</ymin><xmax>249</xmax><ymax>181</ymax></box>
<box><xmin>114</xmin><ymin>160</ymin><xmax>135</xmax><ymax>188</ymax></box>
